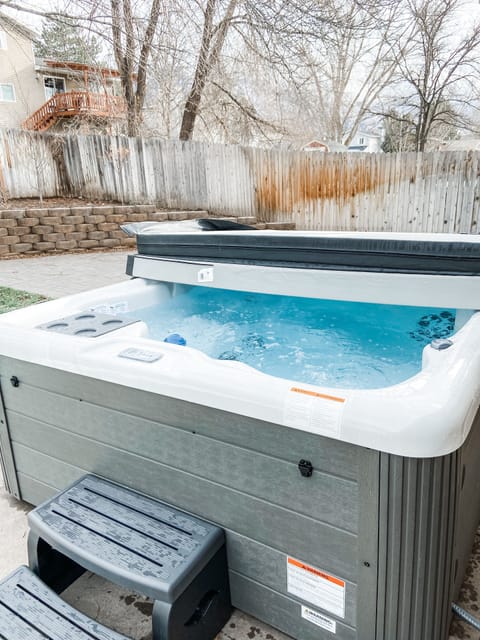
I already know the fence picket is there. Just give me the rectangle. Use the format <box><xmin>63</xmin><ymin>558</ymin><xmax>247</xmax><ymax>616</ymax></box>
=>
<box><xmin>0</xmin><ymin>129</ymin><xmax>478</xmax><ymax>234</ymax></box>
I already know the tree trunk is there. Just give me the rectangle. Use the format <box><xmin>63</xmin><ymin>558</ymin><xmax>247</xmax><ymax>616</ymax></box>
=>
<box><xmin>179</xmin><ymin>0</ymin><xmax>216</xmax><ymax>141</ymax></box>
<box><xmin>111</xmin><ymin>0</ymin><xmax>161</xmax><ymax>138</ymax></box>
<box><xmin>179</xmin><ymin>0</ymin><xmax>237</xmax><ymax>141</ymax></box>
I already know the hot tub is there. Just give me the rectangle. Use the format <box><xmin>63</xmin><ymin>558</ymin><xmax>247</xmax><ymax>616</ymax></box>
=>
<box><xmin>0</xmin><ymin>230</ymin><xmax>480</xmax><ymax>640</ymax></box>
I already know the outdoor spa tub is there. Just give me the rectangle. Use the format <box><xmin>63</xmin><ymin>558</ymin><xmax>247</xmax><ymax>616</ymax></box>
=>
<box><xmin>1</xmin><ymin>228</ymin><xmax>480</xmax><ymax>640</ymax></box>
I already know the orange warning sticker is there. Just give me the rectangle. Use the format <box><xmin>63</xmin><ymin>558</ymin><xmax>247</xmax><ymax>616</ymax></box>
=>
<box><xmin>287</xmin><ymin>557</ymin><xmax>345</xmax><ymax>618</ymax></box>
<box><xmin>287</xmin><ymin>558</ymin><xmax>345</xmax><ymax>587</ymax></box>
<box><xmin>284</xmin><ymin>388</ymin><xmax>346</xmax><ymax>436</ymax></box>
<box><xmin>290</xmin><ymin>387</ymin><xmax>345</xmax><ymax>403</ymax></box>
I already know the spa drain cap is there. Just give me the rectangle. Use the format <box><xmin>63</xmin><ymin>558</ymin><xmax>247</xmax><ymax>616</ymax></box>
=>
<box><xmin>430</xmin><ymin>338</ymin><xmax>453</xmax><ymax>350</ymax></box>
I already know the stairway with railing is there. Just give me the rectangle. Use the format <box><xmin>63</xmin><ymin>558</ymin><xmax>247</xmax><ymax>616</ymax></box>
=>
<box><xmin>22</xmin><ymin>91</ymin><xmax>126</xmax><ymax>132</ymax></box>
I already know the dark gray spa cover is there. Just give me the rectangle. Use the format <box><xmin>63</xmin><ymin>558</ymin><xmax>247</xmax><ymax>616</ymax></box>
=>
<box><xmin>124</xmin><ymin>222</ymin><xmax>480</xmax><ymax>276</ymax></box>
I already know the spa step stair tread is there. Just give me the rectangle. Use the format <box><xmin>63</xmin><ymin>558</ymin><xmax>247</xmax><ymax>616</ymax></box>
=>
<box><xmin>0</xmin><ymin>565</ymin><xmax>129</xmax><ymax>640</ymax></box>
<box><xmin>28</xmin><ymin>474</ymin><xmax>225</xmax><ymax>602</ymax></box>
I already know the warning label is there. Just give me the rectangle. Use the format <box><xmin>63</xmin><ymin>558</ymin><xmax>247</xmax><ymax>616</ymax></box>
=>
<box><xmin>287</xmin><ymin>557</ymin><xmax>345</xmax><ymax>618</ymax></box>
<box><xmin>283</xmin><ymin>387</ymin><xmax>345</xmax><ymax>437</ymax></box>
<box><xmin>301</xmin><ymin>606</ymin><xmax>336</xmax><ymax>633</ymax></box>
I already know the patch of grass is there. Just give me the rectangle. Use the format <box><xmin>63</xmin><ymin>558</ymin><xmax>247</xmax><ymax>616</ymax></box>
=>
<box><xmin>0</xmin><ymin>287</ymin><xmax>48</xmax><ymax>314</ymax></box>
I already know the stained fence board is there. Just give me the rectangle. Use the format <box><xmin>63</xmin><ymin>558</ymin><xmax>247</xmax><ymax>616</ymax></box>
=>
<box><xmin>1</xmin><ymin>129</ymin><xmax>479</xmax><ymax>233</ymax></box>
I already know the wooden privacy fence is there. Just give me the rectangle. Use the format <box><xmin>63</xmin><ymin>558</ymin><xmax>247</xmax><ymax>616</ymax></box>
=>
<box><xmin>1</xmin><ymin>128</ymin><xmax>479</xmax><ymax>233</ymax></box>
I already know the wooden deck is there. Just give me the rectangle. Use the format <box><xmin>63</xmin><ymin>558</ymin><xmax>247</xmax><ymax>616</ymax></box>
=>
<box><xmin>22</xmin><ymin>91</ymin><xmax>126</xmax><ymax>132</ymax></box>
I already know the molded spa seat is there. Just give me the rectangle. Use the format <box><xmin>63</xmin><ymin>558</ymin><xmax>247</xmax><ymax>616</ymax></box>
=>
<box><xmin>27</xmin><ymin>474</ymin><xmax>232</xmax><ymax>640</ymax></box>
<box><xmin>0</xmin><ymin>565</ymin><xmax>129</xmax><ymax>640</ymax></box>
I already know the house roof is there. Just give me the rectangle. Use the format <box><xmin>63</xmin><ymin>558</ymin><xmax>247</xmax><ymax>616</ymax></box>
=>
<box><xmin>35</xmin><ymin>58</ymin><xmax>124</xmax><ymax>78</ymax></box>
<box><xmin>302</xmin><ymin>139</ymin><xmax>348</xmax><ymax>152</ymax></box>
<box><xmin>0</xmin><ymin>11</ymin><xmax>37</xmax><ymax>42</ymax></box>
<box><xmin>442</xmin><ymin>138</ymin><xmax>480</xmax><ymax>151</ymax></box>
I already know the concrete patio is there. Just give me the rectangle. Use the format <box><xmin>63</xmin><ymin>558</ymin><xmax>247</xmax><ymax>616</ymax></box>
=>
<box><xmin>0</xmin><ymin>249</ymin><xmax>479</xmax><ymax>640</ymax></box>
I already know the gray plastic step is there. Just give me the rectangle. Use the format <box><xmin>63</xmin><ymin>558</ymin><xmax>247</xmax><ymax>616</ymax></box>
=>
<box><xmin>28</xmin><ymin>474</ymin><xmax>231</xmax><ymax>640</ymax></box>
<box><xmin>0</xmin><ymin>565</ymin><xmax>128</xmax><ymax>640</ymax></box>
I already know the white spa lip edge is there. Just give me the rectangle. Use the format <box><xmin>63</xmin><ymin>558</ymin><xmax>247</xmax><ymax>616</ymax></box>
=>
<box><xmin>0</xmin><ymin>276</ymin><xmax>479</xmax><ymax>459</ymax></box>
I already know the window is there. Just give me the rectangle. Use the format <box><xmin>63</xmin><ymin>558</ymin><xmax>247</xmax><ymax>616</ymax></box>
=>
<box><xmin>358</xmin><ymin>137</ymin><xmax>365</xmax><ymax>145</ymax></box>
<box><xmin>0</xmin><ymin>84</ymin><xmax>15</xmax><ymax>102</ymax></box>
<box><xmin>43</xmin><ymin>76</ymin><xmax>66</xmax><ymax>100</ymax></box>
<box><xmin>0</xmin><ymin>30</ymin><xmax>7</xmax><ymax>50</ymax></box>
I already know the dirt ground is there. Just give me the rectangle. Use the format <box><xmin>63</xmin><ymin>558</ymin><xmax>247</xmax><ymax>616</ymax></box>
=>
<box><xmin>0</xmin><ymin>196</ymin><xmax>121</xmax><ymax>209</ymax></box>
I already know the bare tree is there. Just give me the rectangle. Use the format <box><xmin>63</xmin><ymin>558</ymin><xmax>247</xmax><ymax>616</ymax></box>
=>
<box><xmin>179</xmin><ymin>0</ymin><xmax>238</xmax><ymax>140</ymax></box>
<box><xmin>111</xmin><ymin>0</ymin><xmax>162</xmax><ymax>136</ymax></box>
<box><xmin>287</xmin><ymin>0</ymin><xmax>406</xmax><ymax>145</ymax></box>
<box><xmin>391</xmin><ymin>0</ymin><xmax>480</xmax><ymax>151</ymax></box>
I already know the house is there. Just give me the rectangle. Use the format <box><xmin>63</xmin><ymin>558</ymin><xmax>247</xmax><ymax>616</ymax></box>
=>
<box><xmin>302</xmin><ymin>140</ymin><xmax>348</xmax><ymax>152</ymax></box>
<box><xmin>346</xmin><ymin>130</ymin><xmax>383</xmax><ymax>153</ymax></box>
<box><xmin>0</xmin><ymin>12</ymin><xmax>126</xmax><ymax>132</ymax></box>
<box><xmin>441</xmin><ymin>137</ymin><xmax>480</xmax><ymax>151</ymax></box>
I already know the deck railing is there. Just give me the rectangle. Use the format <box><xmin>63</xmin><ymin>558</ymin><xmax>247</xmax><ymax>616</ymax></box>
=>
<box><xmin>23</xmin><ymin>91</ymin><xmax>126</xmax><ymax>132</ymax></box>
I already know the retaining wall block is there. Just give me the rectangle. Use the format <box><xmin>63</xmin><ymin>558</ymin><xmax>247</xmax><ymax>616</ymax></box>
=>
<box><xmin>14</xmin><ymin>243</ymin><xmax>33</xmax><ymax>253</ymax></box>
<box><xmin>44</xmin><ymin>233</ymin><xmax>66</xmax><ymax>242</ymax></box>
<box><xmin>70</xmin><ymin>207</ymin><xmax>93</xmax><ymax>216</ymax></box>
<box><xmin>91</xmin><ymin>206</ymin><xmax>114</xmax><ymax>215</ymax></box>
<box><xmin>32</xmin><ymin>225</ymin><xmax>54</xmax><ymax>234</ymax></box>
<box><xmin>20</xmin><ymin>234</ymin><xmax>41</xmax><ymax>243</ymax></box>
<box><xmin>1</xmin><ymin>209</ymin><xmax>25</xmax><ymax>219</ymax></box>
<box><xmin>85</xmin><ymin>215</ymin><xmax>106</xmax><ymax>224</ymax></box>
<box><xmin>65</xmin><ymin>232</ymin><xmax>88</xmax><ymax>241</ymax></box>
<box><xmin>0</xmin><ymin>235</ymin><xmax>19</xmax><ymax>244</ymax></box>
<box><xmin>63</xmin><ymin>215</ymin><xmax>85</xmax><ymax>224</ymax></box>
<box><xmin>106</xmin><ymin>214</ymin><xmax>127</xmax><ymax>224</ymax></box>
<box><xmin>134</xmin><ymin>204</ymin><xmax>156</xmax><ymax>213</ymax></box>
<box><xmin>87</xmin><ymin>231</ymin><xmax>106</xmax><ymax>240</ymax></box>
<box><xmin>40</xmin><ymin>216</ymin><xmax>63</xmax><ymax>225</ymax></box>
<box><xmin>56</xmin><ymin>240</ymin><xmax>78</xmax><ymax>250</ymax></box>
<box><xmin>100</xmin><ymin>238</ymin><xmax>121</xmax><ymax>248</ymax></box>
<box><xmin>78</xmin><ymin>239</ymin><xmax>100</xmax><ymax>248</ymax></box>
<box><xmin>15</xmin><ymin>226</ymin><xmax>38</xmax><ymax>236</ymax></box>
<box><xmin>98</xmin><ymin>223</ymin><xmax>118</xmax><ymax>232</ymax></box>
<box><xmin>48</xmin><ymin>208</ymin><xmax>70</xmax><ymax>216</ymax></box>
<box><xmin>0</xmin><ymin>219</ymin><xmax>16</xmax><ymax>228</ymax></box>
<box><xmin>18</xmin><ymin>217</ymin><xmax>40</xmax><ymax>227</ymax></box>
<box><xmin>33</xmin><ymin>241</ymin><xmax>56</xmax><ymax>251</ymax></box>
<box><xmin>149</xmin><ymin>212</ymin><xmax>169</xmax><ymax>222</ymax></box>
<box><xmin>109</xmin><ymin>230</ymin><xmax>128</xmax><ymax>239</ymax></box>
<box><xmin>167</xmin><ymin>212</ymin><xmax>189</xmax><ymax>221</ymax></box>
<box><xmin>76</xmin><ymin>223</ymin><xmax>96</xmax><ymax>232</ymax></box>
<box><xmin>54</xmin><ymin>224</ymin><xmax>76</xmax><ymax>233</ymax></box>
<box><xmin>25</xmin><ymin>209</ymin><xmax>45</xmax><ymax>217</ymax></box>
<box><xmin>125</xmin><ymin>213</ymin><xmax>148</xmax><ymax>222</ymax></box>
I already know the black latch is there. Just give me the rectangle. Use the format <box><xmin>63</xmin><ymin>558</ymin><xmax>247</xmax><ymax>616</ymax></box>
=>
<box><xmin>10</xmin><ymin>376</ymin><xmax>19</xmax><ymax>388</ymax></box>
<box><xmin>298</xmin><ymin>459</ymin><xmax>313</xmax><ymax>477</ymax></box>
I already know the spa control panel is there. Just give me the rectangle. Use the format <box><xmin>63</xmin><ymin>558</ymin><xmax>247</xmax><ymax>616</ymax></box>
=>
<box><xmin>118</xmin><ymin>347</ymin><xmax>164</xmax><ymax>363</ymax></box>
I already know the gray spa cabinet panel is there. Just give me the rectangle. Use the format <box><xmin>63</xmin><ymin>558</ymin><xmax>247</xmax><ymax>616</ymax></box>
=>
<box><xmin>0</xmin><ymin>382</ymin><xmax>19</xmax><ymax>498</ymax></box>
<box><xmin>0</xmin><ymin>357</ymin><xmax>373</xmax><ymax>639</ymax></box>
<box><xmin>3</xmin><ymin>356</ymin><xmax>479</xmax><ymax>639</ymax></box>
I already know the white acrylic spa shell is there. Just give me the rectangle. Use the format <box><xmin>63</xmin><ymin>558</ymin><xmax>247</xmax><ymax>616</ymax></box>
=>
<box><xmin>1</xmin><ymin>247</ymin><xmax>479</xmax><ymax>459</ymax></box>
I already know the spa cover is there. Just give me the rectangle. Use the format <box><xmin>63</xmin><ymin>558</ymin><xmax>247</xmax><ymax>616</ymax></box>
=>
<box><xmin>123</xmin><ymin>221</ymin><xmax>480</xmax><ymax>276</ymax></box>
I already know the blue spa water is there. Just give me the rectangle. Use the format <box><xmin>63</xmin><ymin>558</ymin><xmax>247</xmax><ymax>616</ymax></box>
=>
<box><xmin>129</xmin><ymin>286</ymin><xmax>456</xmax><ymax>389</ymax></box>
